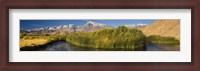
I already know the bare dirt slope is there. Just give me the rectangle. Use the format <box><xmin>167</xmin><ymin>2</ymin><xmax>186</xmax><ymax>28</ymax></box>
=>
<box><xmin>140</xmin><ymin>20</ymin><xmax>180</xmax><ymax>40</ymax></box>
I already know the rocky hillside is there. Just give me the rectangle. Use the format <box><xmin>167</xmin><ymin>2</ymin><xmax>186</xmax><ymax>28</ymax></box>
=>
<box><xmin>140</xmin><ymin>20</ymin><xmax>180</xmax><ymax>40</ymax></box>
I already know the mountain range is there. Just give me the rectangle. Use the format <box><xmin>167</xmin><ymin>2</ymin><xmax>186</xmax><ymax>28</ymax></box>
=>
<box><xmin>21</xmin><ymin>20</ymin><xmax>180</xmax><ymax>40</ymax></box>
<box><xmin>20</xmin><ymin>21</ymin><xmax>147</xmax><ymax>35</ymax></box>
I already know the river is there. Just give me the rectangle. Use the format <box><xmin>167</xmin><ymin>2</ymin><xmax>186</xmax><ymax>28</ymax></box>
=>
<box><xmin>20</xmin><ymin>41</ymin><xmax>179</xmax><ymax>51</ymax></box>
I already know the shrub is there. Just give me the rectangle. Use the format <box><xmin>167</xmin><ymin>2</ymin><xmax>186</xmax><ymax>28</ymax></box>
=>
<box><xmin>66</xmin><ymin>26</ymin><xmax>146</xmax><ymax>50</ymax></box>
<box><xmin>147</xmin><ymin>35</ymin><xmax>180</xmax><ymax>44</ymax></box>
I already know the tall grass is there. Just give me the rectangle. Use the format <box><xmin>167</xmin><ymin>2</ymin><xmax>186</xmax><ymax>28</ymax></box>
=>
<box><xmin>66</xmin><ymin>26</ymin><xmax>146</xmax><ymax>50</ymax></box>
<box><xmin>20</xmin><ymin>35</ymin><xmax>67</xmax><ymax>48</ymax></box>
<box><xmin>20</xmin><ymin>39</ymin><xmax>48</xmax><ymax>48</ymax></box>
<box><xmin>147</xmin><ymin>35</ymin><xmax>180</xmax><ymax>44</ymax></box>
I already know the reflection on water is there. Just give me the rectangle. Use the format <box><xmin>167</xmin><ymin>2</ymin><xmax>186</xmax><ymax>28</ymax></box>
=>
<box><xmin>41</xmin><ymin>41</ymin><xmax>97</xmax><ymax>51</ymax></box>
<box><xmin>41</xmin><ymin>41</ymin><xmax>72</xmax><ymax>51</ymax></box>
<box><xmin>146</xmin><ymin>43</ymin><xmax>180</xmax><ymax>51</ymax></box>
<box><xmin>39</xmin><ymin>41</ymin><xmax>179</xmax><ymax>51</ymax></box>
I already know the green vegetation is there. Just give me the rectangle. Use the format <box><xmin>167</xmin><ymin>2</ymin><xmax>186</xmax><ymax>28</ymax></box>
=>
<box><xmin>147</xmin><ymin>35</ymin><xmax>180</xmax><ymax>44</ymax></box>
<box><xmin>66</xmin><ymin>26</ymin><xmax>146</xmax><ymax>50</ymax></box>
<box><xmin>20</xmin><ymin>26</ymin><xmax>180</xmax><ymax>50</ymax></box>
<box><xmin>20</xmin><ymin>35</ymin><xmax>67</xmax><ymax>48</ymax></box>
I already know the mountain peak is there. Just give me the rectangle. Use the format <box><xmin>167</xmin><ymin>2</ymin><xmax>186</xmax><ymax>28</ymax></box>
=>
<box><xmin>85</xmin><ymin>21</ymin><xmax>108</xmax><ymax>27</ymax></box>
<box><xmin>86</xmin><ymin>21</ymin><xmax>99</xmax><ymax>26</ymax></box>
<box><xmin>87</xmin><ymin>21</ymin><xmax>95</xmax><ymax>24</ymax></box>
<box><xmin>77</xmin><ymin>21</ymin><xmax>113</xmax><ymax>32</ymax></box>
<box><xmin>67</xmin><ymin>24</ymin><xmax>76</xmax><ymax>28</ymax></box>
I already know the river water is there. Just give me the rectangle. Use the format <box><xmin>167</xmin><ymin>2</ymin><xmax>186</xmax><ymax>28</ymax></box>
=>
<box><xmin>36</xmin><ymin>41</ymin><xmax>179</xmax><ymax>51</ymax></box>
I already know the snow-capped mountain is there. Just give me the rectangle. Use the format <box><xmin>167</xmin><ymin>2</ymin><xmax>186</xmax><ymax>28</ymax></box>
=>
<box><xmin>21</xmin><ymin>21</ymin><xmax>113</xmax><ymax>35</ymax></box>
<box><xmin>30</xmin><ymin>24</ymin><xmax>76</xmax><ymax>31</ymax></box>
<box><xmin>77</xmin><ymin>21</ymin><xmax>113</xmax><ymax>32</ymax></box>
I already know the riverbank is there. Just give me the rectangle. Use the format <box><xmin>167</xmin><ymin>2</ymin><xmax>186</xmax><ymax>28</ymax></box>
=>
<box><xmin>20</xmin><ymin>27</ymin><xmax>180</xmax><ymax>51</ymax></box>
<box><xmin>21</xmin><ymin>41</ymin><xmax>179</xmax><ymax>51</ymax></box>
<box><xmin>20</xmin><ymin>35</ymin><xmax>67</xmax><ymax>50</ymax></box>
<box><xmin>20</xmin><ymin>40</ymin><xmax>67</xmax><ymax>51</ymax></box>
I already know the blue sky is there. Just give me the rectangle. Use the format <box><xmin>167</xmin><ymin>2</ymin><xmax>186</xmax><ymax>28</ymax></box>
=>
<box><xmin>20</xmin><ymin>20</ymin><xmax>157</xmax><ymax>30</ymax></box>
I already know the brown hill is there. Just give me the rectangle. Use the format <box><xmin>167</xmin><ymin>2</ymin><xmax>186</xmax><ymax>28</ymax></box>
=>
<box><xmin>140</xmin><ymin>20</ymin><xmax>180</xmax><ymax>40</ymax></box>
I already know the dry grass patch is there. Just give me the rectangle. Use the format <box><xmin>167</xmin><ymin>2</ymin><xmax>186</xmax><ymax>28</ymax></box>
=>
<box><xmin>20</xmin><ymin>39</ymin><xmax>48</xmax><ymax>48</ymax></box>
